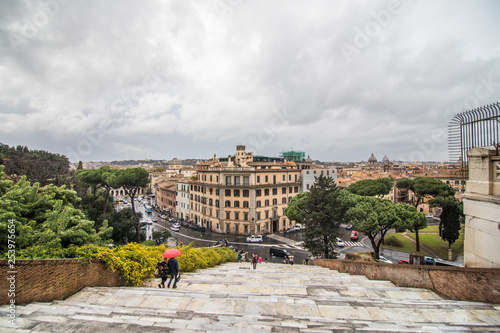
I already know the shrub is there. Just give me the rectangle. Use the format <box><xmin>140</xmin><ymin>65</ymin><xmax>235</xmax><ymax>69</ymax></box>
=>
<box><xmin>16</xmin><ymin>242</ymin><xmax>238</xmax><ymax>286</ymax></box>
<box><xmin>384</xmin><ymin>234</ymin><xmax>404</xmax><ymax>248</ymax></box>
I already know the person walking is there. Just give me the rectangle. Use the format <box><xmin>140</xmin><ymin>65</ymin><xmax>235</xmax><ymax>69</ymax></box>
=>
<box><xmin>167</xmin><ymin>256</ymin><xmax>180</xmax><ymax>289</ymax></box>
<box><xmin>251</xmin><ymin>254</ymin><xmax>257</xmax><ymax>270</ymax></box>
<box><xmin>155</xmin><ymin>257</ymin><xmax>170</xmax><ymax>288</ymax></box>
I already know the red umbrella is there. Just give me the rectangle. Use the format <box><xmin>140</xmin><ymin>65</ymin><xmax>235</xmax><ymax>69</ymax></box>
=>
<box><xmin>162</xmin><ymin>248</ymin><xmax>182</xmax><ymax>258</ymax></box>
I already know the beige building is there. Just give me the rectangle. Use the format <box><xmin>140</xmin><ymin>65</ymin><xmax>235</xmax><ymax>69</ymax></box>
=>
<box><xmin>189</xmin><ymin>145</ymin><xmax>303</xmax><ymax>235</ymax></box>
<box><xmin>155</xmin><ymin>178</ymin><xmax>177</xmax><ymax>215</ymax></box>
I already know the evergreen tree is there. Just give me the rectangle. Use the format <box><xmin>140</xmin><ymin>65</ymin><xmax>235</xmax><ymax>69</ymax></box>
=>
<box><xmin>0</xmin><ymin>166</ymin><xmax>112</xmax><ymax>255</ymax></box>
<box><xmin>346</xmin><ymin>177</ymin><xmax>394</xmax><ymax>197</ymax></box>
<box><xmin>431</xmin><ymin>196</ymin><xmax>462</xmax><ymax>248</ymax></box>
<box><xmin>302</xmin><ymin>175</ymin><xmax>343</xmax><ymax>259</ymax></box>
<box><xmin>396</xmin><ymin>177</ymin><xmax>454</xmax><ymax>252</ymax></box>
<box><xmin>111</xmin><ymin>168</ymin><xmax>150</xmax><ymax>243</ymax></box>
<box><xmin>343</xmin><ymin>191</ymin><xmax>417</xmax><ymax>259</ymax></box>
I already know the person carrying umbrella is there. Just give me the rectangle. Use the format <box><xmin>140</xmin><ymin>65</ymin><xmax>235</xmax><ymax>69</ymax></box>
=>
<box><xmin>163</xmin><ymin>248</ymin><xmax>181</xmax><ymax>289</ymax></box>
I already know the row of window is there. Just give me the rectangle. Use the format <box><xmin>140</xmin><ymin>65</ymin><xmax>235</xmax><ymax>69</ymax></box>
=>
<box><xmin>196</xmin><ymin>174</ymin><xmax>300</xmax><ymax>185</ymax></box>
<box><xmin>305</xmin><ymin>169</ymin><xmax>335</xmax><ymax>176</ymax></box>
<box><xmin>193</xmin><ymin>209</ymin><xmax>284</xmax><ymax>221</ymax></box>
<box><xmin>190</xmin><ymin>186</ymin><xmax>299</xmax><ymax>197</ymax></box>
<box><xmin>189</xmin><ymin>196</ymin><xmax>291</xmax><ymax>208</ymax></box>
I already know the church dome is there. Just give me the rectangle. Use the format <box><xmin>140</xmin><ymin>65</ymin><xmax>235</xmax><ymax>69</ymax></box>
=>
<box><xmin>382</xmin><ymin>155</ymin><xmax>390</xmax><ymax>164</ymax></box>
<box><xmin>368</xmin><ymin>153</ymin><xmax>377</xmax><ymax>163</ymax></box>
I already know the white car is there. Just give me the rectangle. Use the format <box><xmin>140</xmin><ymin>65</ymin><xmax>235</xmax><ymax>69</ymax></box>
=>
<box><xmin>336</xmin><ymin>238</ymin><xmax>345</xmax><ymax>247</ymax></box>
<box><xmin>378</xmin><ymin>256</ymin><xmax>393</xmax><ymax>264</ymax></box>
<box><xmin>171</xmin><ymin>226</ymin><xmax>180</xmax><ymax>232</ymax></box>
<box><xmin>246</xmin><ymin>235</ymin><xmax>263</xmax><ymax>243</ymax></box>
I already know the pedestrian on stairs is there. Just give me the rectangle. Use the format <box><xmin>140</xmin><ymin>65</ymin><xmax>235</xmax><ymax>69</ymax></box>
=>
<box><xmin>167</xmin><ymin>257</ymin><xmax>180</xmax><ymax>289</ymax></box>
<box><xmin>155</xmin><ymin>257</ymin><xmax>170</xmax><ymax>288</ymax></box>
<box><xmin>251</xmin><ymin>254</ymin><xmax>258</xmax><ymax>270</ymax></box>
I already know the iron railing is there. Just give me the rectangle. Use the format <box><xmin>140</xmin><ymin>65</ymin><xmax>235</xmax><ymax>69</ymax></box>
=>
<box><xmin>448</xmin><ymin>102</ymin><xmax>500</xmax><ymax>186</ymax></box>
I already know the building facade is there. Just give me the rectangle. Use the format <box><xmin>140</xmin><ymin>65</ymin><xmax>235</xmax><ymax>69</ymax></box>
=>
<box><xmin>176</xmin><ymin>179</ymin><xmax>190</xmax><ymax>221</ymax></box>
<box><xmin>189</xmin><ymin>145</ymin><xmax>303</xmax><ymax>235</ymax></box>
<box><xmin>155</xmin><ymin>178</ymin><xmax>177</xmax><ymax>215</ymax></box>
<box><xmin>301</xmin><ymin>167</ymin><xmax>337</xmax><ymax>192</ymax></box>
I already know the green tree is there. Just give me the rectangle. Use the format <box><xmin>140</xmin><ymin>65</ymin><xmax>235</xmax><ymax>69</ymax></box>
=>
<box><xmin>0</xmin><ymin>166</ymin><xmax>112</xmax><ymax>255</ymax></box>
<box><xmin>0</xmin><ymin>143</ymin><xmax>70</xmax><ymax>186</ymax></box>
<box><xmin>106</xmin><ymin>207</ymin><xmax>141</xmax><ymax>244</ymax></box>
<box><xmin>112</xmin><ymin>168</ymin><xmax>150</xmax><ymax>243</ymax></box>
<box><xmin>346</xmin><ymin>178</ymin><xmax>394</xmax><ymax>197</ymax></box>
<box><xmin>76</xmin><ymin>167</ymin><xmax>117</xmax><ymax>216</ymax></box>
<box><xmin>343</xmin><ymin>192</ymin><xmax>415</xmax><ymax>259</ymax></box>
<box><xmin>284</xmin><ymin>192</ymin><xmax>309</xmax><ymax>223</ymax></box>
<box><xmin>431</xmin><ymin>196</ymin><xmax>462</xmax><ymax>248</ymax></box>
<box><xmin>302</xmin><ymin>175</ymin><xmax>343</xmax><ymax>259</ymax></box>
<box><xmin>396</xmin><ymin>177</ymin><xmax>454</xmax><ymax>251</ymax></box>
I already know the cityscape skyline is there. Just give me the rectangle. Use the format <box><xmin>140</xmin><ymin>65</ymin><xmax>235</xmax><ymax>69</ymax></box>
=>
<box><xmin>1</xmin><ymin>1</ymin><xmax>499</xmax><ymax>163</ymax></box>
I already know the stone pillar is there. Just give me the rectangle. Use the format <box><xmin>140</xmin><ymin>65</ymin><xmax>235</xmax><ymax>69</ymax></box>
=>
<box><xmin>462</xmin><ymin>147</ymin><xmax>500</xmax><ymax>268</ymax></box>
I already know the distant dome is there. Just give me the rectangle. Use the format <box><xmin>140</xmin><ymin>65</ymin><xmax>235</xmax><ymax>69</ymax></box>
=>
<box><xmin>382</xmin><ymin>155</ymin><xmax>390</xmax><ymax>164</ymax></box>
<box><xmin>368</xmin><ymin>153</ymin><xmax>377</xmax><ymax>163</ymax></box>
<box><xmin>305</xmin><ymin>155</ymin><xmax>312</xmax><ymax>163</ymax></box>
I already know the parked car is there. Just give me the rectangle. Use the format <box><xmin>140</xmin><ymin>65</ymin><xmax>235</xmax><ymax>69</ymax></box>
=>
<box><xmin>345</xmin><ymin>224</ymin><xmax>352</xmax><ymax>230</ymax></box>
<box><xmin>173</xmin><ymin>223</ymin><xmax>181</xmax><ymax>228</ymax></box>
<box><xmin>246</xmin><ymin>235</ymin><xmax>263</xmax><ymax>243</ymax></box>
<box><xmin>398</xmin><ymin>259</ymin><xmax>409</xmax><ymax>264</ymax></box>
<box><xmin>269</xmin><ymin>247</ymin><xmax>289</xmax><ymax>258</ymax></box>
<box><xmin>285</xmin><ymin>227</ymin><xmax>299</xmax><ymax>234</ymax></box>
<box><xmin>378</xmin><ymin>256</ymin><xmax>393</xmax><ymax>264</ymax></box>
<box><xmin>350</xmin><ymin>231</ymin><xmax>359</xmax><ymax>241</ymax></box>
<box><xmin>152</xmin><ymin>217</ymin><xmax>158</xmax><ymax>222</ymax></box>
<box><xmin>424</xmin><ymin>256</ymin><xmax>436</xmax><ymax>265</ymax></box>
<box><xmin>197</xmin><ymin>226</ymin><xmax>206</xmax><ymax>232</ymax></box>
<box><xmin>171</xmin><ymin>226</ymin><xmax>180</xmax><ymax>232</ymax></box>
<box><xmin>336</xmin><ymin>238</ymin><xmax>345</xmax><ymax>247</ymax></box>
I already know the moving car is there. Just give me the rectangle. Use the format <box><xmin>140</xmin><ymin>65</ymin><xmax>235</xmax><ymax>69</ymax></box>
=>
<box><xmin>378</xmin><ymin>256</ymin><xmax>393</xmax><ymax>264</ymax></box>
<box><xmin>171</xmin><ymin>226</ymin><xmax>180</xmax><ymax>232</ymax></box>
<box><xmin>350</xmin><ymin>231</ymin><xmax>359</xmax><ymax>241</ymax></box>
<box><xmin>398</xmin><ymin>259</ymin><xmax>409</xmax><ymax>264</ymax></box>
<box><xmin>424</xmin><ymin>256</ymin><xmax>436</xmax><ymax>265</ymax></box>
<box><xmin>246</xmin><ymin>235</ymin><xmax>263</xmax><ymax>243</ymax></box>
<box><xmin>269</xmin><ymin>247</ymin><xmax>289</xmax><ymax>258</ymax></box>
<box><xmin>336</xmin><ymin>238</ymin><xmax>345</xmax><ymax>247</ymax></box>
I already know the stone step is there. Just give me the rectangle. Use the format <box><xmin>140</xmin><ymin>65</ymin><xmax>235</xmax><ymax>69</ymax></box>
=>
<box><xmin>1</xmin><ymin>262</ymin><xmax>499</xmax><ymax>332</ymax></box>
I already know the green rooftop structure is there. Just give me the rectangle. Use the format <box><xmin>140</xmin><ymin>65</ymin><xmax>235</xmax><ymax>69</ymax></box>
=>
<box><xmin>281</xmin><ymin>150</ymin><xmax>306</xmax><ymax>162</ymax></box>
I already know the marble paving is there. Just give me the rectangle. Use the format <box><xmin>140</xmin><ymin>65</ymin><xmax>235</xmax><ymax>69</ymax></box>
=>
<box><xmin>1</xmin><ymin>262</ymin><xmax>500</xmax><ymax>332</ymax></box>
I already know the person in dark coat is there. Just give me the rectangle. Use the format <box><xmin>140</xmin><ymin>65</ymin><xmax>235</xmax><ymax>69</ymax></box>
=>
<box><xmin>155</xmin><ymin>257</ymin><xmax>169</xmax><ymax>288</ymax></box>
<box><xmin>167</xmin><ymin>257</ymin><xmax>180</xmax><ymax>289</ymax></box>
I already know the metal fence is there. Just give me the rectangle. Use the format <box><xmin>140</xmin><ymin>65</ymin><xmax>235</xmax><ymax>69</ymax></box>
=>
<box><xmin>448</xmin><ymin>102</ymin><xmax>500</xmax><ymax>183</ymax></box>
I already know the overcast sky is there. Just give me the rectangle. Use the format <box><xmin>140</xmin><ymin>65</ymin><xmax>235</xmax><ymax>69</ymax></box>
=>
<box><xmin>1</xmin><ymin>0</ymin><xmax>499</xmax><ymax>163</ymax></box>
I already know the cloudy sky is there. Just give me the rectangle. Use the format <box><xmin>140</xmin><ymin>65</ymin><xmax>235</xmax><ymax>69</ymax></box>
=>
<box><xmin>1</xmin><ymin>0</ymin><xmax>499</xmax><ymax>163</ymax></box>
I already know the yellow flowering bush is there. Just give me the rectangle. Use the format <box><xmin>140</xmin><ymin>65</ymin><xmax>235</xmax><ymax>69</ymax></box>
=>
<box><xmin>18</xmin><ymin>242</ymin><xmax>237</xmax><ymax>286</ymax></box>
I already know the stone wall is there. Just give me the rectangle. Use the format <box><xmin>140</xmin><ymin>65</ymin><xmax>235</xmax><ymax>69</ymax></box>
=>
<box><xmin>463</xmin><ymin>147</ymin><xmax>500</xmax><ymax>268</ymax></box>
<box><xmin>0</xmin><ymin>259</ymin><xmax>124</xmax><ymax>305</ymax></box>
<box><xmin>313</xmin><ymin>258</ymin><xmax>500</xmax><ymax>303</ymax></box>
